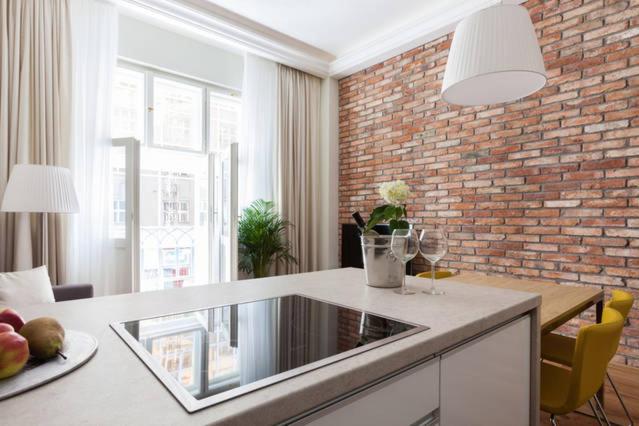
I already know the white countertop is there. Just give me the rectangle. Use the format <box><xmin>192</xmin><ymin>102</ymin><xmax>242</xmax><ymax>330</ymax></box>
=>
<box><xmin>0</xmin><ymin>268</ymin><xmax>540</xmax><ymax>425</ymax></box>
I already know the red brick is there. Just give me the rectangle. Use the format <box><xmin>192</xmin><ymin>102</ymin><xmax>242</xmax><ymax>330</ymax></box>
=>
<box><xmin>605</xmin><ymin>248</ymin><xmax>639</xmax><ymax>258</ymax></box>
<box><xmin>544</xmin><ymin>200</ymin><xmax>581</xmax><ymax>208</ymax></box>
<box><xmin>542</xmin><ymin>235</ymin><xmax>580</xmax><ymax>245</ymax></box>
<box><xmin>580</xmin><ymin>158</ymin><xmax>626</xmax><ymax>170</ymax></box>
<box><xmin>561</xmin><ymin>227</ymin><xmax>603</xmax><ymax>236</ymax></box>
<box><xmin>606</xmin><ymin>228</ymin><xmax>639</xmax><ymax>238</ymax></box>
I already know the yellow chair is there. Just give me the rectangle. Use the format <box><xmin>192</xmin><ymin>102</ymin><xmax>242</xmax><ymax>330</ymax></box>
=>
<box><xmin>416</xmin><ymin>270</ymin><xmax>454</xmax><ymax>280</ymax></box>
<box><xmin>541</xmin><ymin>290</ymin><xmax>634</xmax><ymax>424</ymax></box>
<box><xmin>541</xmin><ymin>307</ymin><xmax>625</xmax><ymax>426</ymax></box>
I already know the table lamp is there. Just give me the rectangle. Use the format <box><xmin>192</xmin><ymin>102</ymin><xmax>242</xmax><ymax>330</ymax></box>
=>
<box><xmin>1</xmin><ymin>164</ymin><xmax>80</xmax><ymax>270</ymax></box>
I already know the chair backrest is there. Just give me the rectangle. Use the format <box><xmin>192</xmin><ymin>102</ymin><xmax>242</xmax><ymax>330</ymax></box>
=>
<box><xmin>606</xmin><ymin>289</ymin><xmax>634</xmax><ymax>321</ymax></box>
<box><xmin>605</xmin><ymin>289</ymin><xmax>634</xmax><ymax>361</ymax></box>
<box><xmin>565</xmin><ymin>307</ymin><xmax>624</xmax><ymax>411</ymax></box>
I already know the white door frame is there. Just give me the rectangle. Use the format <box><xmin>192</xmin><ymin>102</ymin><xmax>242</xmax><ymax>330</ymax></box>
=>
<box><xmin>209</xmin><ymin>151</ymin><xmax>217</xmax><ymax>283</ymax></box>
<box><xmin>112</xmin><ymin>137</ymin><xmax>140</xmax><ymax>293</ymax></box>
<box><xmin>228</xmin><ymin>142</ymin><xmax>238</xmax><ymax>282</ymax></box>
<box><xmin>211</xmin><ymin>142</ymin><xmax>238</xmax><ymax>283</ymax></box>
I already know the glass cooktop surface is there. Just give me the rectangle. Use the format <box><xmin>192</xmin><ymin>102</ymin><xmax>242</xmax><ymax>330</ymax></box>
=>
<box><xmin>111</xmin><ymin>294</ymin><xmax>427</xmax><ymax>412</ymax></box>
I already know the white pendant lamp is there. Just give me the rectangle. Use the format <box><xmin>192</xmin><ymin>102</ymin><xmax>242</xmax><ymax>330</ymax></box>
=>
<box><xmin>441</xmin><ymin>4</ymin><xmax>547</xmax><ymax>106</ymax></box>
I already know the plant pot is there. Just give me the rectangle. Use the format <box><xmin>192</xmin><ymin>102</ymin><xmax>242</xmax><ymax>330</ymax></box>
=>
<box><xmin>360</xmin><ymin>235</ymin><xmax>403</xmax><ymax>288</ymax></box>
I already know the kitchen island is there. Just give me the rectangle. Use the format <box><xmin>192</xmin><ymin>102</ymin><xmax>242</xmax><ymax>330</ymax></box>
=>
<box><xmin>0</xmin><ymin>268</ymin><xmax>540</xmax><ymax>425</ymax></box>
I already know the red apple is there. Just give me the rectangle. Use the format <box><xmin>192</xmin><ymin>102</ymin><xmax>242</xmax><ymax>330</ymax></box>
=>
<box><xmin>0</xmin><ymin>331</ymin><xmax>29</xmax><ymax>379</ymax></box>
<box><xmin>0</xmin><ymin>308</ymin><xmax>25</xmax><ymax>332</ymax></box>
<box><xmin>0</xmin><ymin>323</ymin><xmax>14</xmax><ymax>334</ymax></box>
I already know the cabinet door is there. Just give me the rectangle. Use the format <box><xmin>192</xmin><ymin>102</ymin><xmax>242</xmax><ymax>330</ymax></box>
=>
<box><xmin>297</xmin><ymin>357</ymin><xmax>439</xmax><ymax>426</ymax></box>
<box><xmin>440</xmin><ymin>315</ymin><xmax>531</xmax><ymax>426</ymax></box>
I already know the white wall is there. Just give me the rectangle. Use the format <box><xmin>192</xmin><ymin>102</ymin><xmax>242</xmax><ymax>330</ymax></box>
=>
<box><xmin>118</xmin><ymin>14</ymin><xmax>244</xmax><ymax>90</ymax></box>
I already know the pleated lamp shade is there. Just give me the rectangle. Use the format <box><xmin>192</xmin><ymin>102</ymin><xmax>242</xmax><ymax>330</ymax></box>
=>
<box><xmin>1</xmin><ymin>164</ymin><xmax>79</xmax><ymax>213</ymax></box>
<box><xmin>441</xmin><ymin>4</ymin><xmax>547</xmax><ymax>106</ymax></box>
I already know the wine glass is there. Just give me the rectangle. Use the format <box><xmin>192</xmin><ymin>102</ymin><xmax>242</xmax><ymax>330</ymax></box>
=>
<box><xmin>390</xmin><ymin>228</ymin><xmax>419</xmax><ymax>295</ymax></box>
<box><xmin>419</xmin><ymin>228</ymin><xmax>448</xmax><ymax>295</ymax></box>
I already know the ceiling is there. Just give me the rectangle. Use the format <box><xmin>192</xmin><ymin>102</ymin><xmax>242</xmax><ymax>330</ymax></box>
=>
<box><xmin>120</xmin><ymin>0</ymin><xmax>524</xmax><ymax>78</ymax></box>
<box><xmin>201</xmin><ymin>0</ymin><xmax>469</xmax><ymax>57</ymax></box>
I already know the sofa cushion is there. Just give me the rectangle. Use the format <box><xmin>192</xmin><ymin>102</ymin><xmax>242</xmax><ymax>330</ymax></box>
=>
<box><xmin>0</xmin><ymin>266</ymin><xmax>55</xmax><ymax>307</ymax></box>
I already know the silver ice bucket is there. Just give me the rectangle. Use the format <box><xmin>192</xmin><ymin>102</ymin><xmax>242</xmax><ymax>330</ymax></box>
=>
<box><xmin>360</xmin><ymin>235</ymin><xmax>403</xmax><ymax>288</ymax></box>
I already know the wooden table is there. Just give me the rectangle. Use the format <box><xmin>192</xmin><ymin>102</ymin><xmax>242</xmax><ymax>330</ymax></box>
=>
<box><xmin>444</xmin><ymin>272</ymin><xmax>604</xmax><ymax>334</ymax></box>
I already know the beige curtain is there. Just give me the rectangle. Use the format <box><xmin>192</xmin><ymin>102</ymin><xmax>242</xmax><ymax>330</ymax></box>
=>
<box><xmin>0</xmin><ymin>0</ymin><xmax>72</xmax><ymax>283</ymax></box>
<box><xmin>277</xmin><ymin>65</ymin><xmax>321</xmax><ymax>273</ymax></box>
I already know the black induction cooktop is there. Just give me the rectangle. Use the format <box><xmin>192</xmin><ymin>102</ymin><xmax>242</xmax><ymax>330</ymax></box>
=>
<box><xmin>110</xmin><ymin>294</ymin><xmax>428</xmax><ymax>413</ymax></box>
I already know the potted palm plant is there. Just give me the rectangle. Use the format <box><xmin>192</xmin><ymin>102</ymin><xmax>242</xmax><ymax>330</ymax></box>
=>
<box><xmin>238</xmin><ymin>199</ymin><xmax>297</xmax><ymax>278</ymax></box>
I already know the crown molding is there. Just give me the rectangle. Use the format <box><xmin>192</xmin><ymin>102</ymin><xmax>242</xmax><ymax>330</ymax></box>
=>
<box><xmin>119</xmin><ymin>0</ymin><xmax>526</xmax><ymax>80</ymax></box>
<box><xmin>119</xmin><ymin>0</ymin><xmax>334</xmax><ymax>78</ymax></box>
<box><xmin>329</xmin><ymin>0</ymin><xmax>528</xmax><ymax>78</ymax></box>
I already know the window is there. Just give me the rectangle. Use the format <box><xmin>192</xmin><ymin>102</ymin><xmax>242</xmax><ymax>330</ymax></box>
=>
<box><xmin>110</xmin><ymin>62</ymin><xmax>241</xmax><ymax>293</ymax></box>
<box><xmin>154</xmin><ymin>77</ymin><xmax>204</xmax><ymax>151</ymax></box>
<box><xmin>110</xmin><ymin>64</ymin><xmax>239</xmax><ymax>153</ymax></box>
<box><xmin>112</xmin><ymin>68</ymin><xmax>145</xmax><ymax>141</ymax></box>
<box><xmin>109</xmin><ymin>145</ymin><xmax>127</xmax><ymax>239</ymax></box>
<box><xmin>210</xmin><ymin>94</ymin><xmax>241</xmax><ymax>152</ymax></box>
<box><xmin>113</xmin><ymin>201</ymin><xmax>126</xmax><ymax>223</ymax></box>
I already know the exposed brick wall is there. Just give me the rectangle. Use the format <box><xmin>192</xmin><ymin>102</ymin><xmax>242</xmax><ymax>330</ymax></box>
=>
<box><xmin>338</xmin><ymin>0</ymin><xmax>639</xmax><ymax>365</ymax></box>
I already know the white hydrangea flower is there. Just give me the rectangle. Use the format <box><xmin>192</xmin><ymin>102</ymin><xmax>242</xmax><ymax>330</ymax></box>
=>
<box><xmin>379</xmin><ymin>180</ymin><xmax>411</xmax><ymax>206</ymax></box>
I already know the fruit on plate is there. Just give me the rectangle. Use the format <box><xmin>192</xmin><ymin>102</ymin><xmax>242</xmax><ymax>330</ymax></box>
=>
<box><xmin>0</xmin><ymin>308</ymin><xmax>25</xmax><ymax>332</ymax></box>
<box><xmin>0</xmin><ymin>330</ymin><xmax>29</xmax><ymax>379</ymax></box>
<box><xmin>0</xmin><ymin>323</ymin><xmax>14</xmax><ymax>334</ymax></box>
<box><xmin>19</xmin><ymin>317</ymin><xmax>65</xmax><ymax>361</ymax></box>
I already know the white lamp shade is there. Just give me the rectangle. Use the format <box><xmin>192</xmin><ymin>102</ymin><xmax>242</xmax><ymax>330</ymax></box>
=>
<box><xmin>442</xmin><ymin>4</ymin><xmax>547</xmax><ymax>106</ymax></box>
<box><xmin>1</xmin><ymin>164</ymin><xmax>79</xmax><ymax>213</ymax></box>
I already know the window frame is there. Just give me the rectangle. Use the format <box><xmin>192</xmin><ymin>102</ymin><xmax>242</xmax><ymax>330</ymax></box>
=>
<box><xmin>115</xmin><ymin>60</ymin><xmax>241</xmax><ymax>155</ymax></box>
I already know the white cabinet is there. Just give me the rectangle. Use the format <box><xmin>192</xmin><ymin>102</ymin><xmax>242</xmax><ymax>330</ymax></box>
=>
<box><xmin>294</xmin><ymin>315</ymin><xmax>533</xmax><ymax>426</ymax></box>
<box><xmin>296</xmin><ymin>357</ymin><xmax>440</xmax><ymax>426</ymax></box>
<box><xmin>440</xmin><ymin>316</ymin><xmax>531</xmax><ymax>426</ymax></box>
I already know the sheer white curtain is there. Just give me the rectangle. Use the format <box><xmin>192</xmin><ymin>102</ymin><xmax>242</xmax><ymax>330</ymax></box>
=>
<box><xmin>237</xmin><ymin>54</ymin><xmax>279</xmax><ymax>377</ymax></box>
<box><xmin>66</xmin><ymin>0</ymin><xmax>118</xmax><ymax>295</ymax></box>
<box><xmin>238</xmin><ymin>53</ymin><xmax>279</xmax><ymax>210</ymax></box>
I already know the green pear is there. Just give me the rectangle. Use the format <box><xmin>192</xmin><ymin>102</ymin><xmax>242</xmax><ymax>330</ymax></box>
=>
<box><xmin>19</xmin><ymin>317</ymin><xmax>65</xmax><ymax>361</ymax></box>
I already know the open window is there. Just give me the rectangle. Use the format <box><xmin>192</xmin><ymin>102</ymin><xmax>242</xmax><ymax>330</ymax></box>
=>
<box><xmin>110</xmin><ymin>63</ymin><xmax>240</xmax><ymax>292</ymax></box>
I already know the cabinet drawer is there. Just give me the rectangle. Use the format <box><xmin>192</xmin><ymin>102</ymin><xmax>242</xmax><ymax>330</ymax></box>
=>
<box><xmin>295</xmin><ymin>357</ymin><xmax>439</xmax><ymax>426</ymax></box>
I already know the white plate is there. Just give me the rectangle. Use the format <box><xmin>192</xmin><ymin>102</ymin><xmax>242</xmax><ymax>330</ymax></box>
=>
<box><xmin>0</xmin><ymin>330</ymin><xmax>98</xmax><ymax>401</ymax></box>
